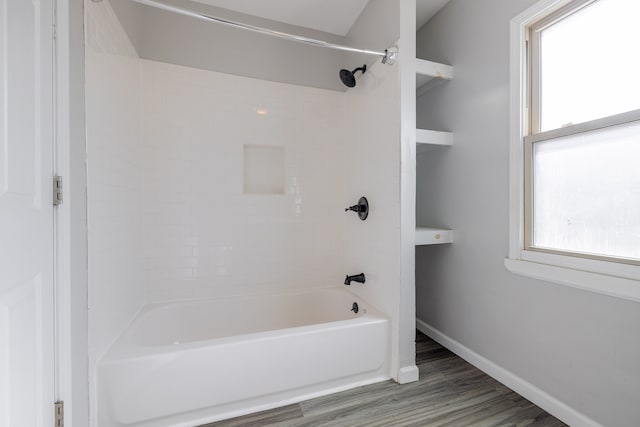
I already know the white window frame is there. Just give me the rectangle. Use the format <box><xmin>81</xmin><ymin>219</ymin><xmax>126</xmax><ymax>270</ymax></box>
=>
<box><xmin>506</xmin><ymin>0</ymin><xmax>640</xmax><ymax>303</ymax></box>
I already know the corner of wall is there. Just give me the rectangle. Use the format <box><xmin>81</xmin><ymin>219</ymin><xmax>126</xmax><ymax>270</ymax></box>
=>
<box><xmin>396</xmin><ymin>0</ymin><xmax>418</xmax><ymax>383</ymax></box>
<box><xmin>84</xmin><ymin>2</ymin><xmax>145</xmax><ymax>422</ymax></box>
<box><xmin>345</xmin><ymin>0</ymin><xmax>401</xmax><ymax>73</ymax></box>
<box><xmin>85</xmin><ymin>0</ymin><xmax>139</xmax><ymax>57</ymax></box>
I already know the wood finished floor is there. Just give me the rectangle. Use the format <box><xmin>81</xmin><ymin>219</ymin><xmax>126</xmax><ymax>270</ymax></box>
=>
<box><xmin>202</xmin><ymin>331</ymin><xmax>567</xmax><ymax>427</ymax></box>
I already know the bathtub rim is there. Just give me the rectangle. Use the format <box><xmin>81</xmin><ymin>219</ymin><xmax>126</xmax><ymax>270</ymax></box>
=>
<box><xmin>100</xmin><ymin>286</ymin><xmax>387</xmax><ymax>363</ymax></box>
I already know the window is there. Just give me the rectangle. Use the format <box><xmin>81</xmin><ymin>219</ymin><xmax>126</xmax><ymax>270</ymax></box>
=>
<box><xmin>526</xmin><ymin>0</ymin><xmax>640</xmax><ymax>263</ymax></box>
<box><xmin>508</xmin><ymin>0</ymin><xmax>640</xmax><ymax>302</ymax></box>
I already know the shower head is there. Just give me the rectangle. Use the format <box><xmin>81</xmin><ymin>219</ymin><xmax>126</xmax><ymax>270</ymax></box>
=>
<box><xmin>339</xmin><ymin>64</ymin><xmax>367</xmax><ymax>88</ymax></box>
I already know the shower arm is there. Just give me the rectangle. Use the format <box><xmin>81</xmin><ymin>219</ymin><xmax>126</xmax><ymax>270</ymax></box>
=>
<box><xmin>102</xmin><ymin>0</ymin><xmax>398</xmax><ymax>65</ymax></box>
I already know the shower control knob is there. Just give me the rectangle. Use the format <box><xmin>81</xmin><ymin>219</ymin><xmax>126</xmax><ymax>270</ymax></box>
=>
<box><xmin>345</xmin><ymin>196</ymin><xmax>369</xmax><ymax>220</ymax></box>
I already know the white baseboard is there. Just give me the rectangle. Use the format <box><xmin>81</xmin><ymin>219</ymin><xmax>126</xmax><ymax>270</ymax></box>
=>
<box><xmin>416</xmin><ymin>318</ymin><xmax>602</xmax><ymax>427</ymax></box>
<box><xmin>397</xmin><ymin>364</ymin><xmax>419</xmax><ymax>384</ymax></box>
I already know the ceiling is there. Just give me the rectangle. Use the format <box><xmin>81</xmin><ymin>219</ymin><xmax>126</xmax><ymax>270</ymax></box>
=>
<box><xmin>194</xmin><ymin>0</ymin><xmax>450</xmax><ymax>36</ymax></box>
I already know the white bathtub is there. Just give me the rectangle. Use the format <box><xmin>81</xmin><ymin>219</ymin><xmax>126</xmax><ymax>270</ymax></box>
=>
<box><xmin>98</xmin><ymin>288</ymin><xmax>390</xmax><ymax>426</ymax></box>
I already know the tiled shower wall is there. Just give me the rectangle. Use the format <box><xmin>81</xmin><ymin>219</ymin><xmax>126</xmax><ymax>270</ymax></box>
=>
<box><xmin>140</xmin><ymin>60</ymin><xmax>347</xmax><ymax>301</ymax></box>
<box><xmin>87</xmin><ymin>0</ymin><xmax>349</xmax><ymax>355</ymax></box>
<box><xmin>343</xmin><ymin>58</ymin><xmax>401</xmax><ymax>334</ymax></box>
<box><xmin>85</xmin><ymin>0</ymin><xmax>144</xmax><ymax>374</ymax></box>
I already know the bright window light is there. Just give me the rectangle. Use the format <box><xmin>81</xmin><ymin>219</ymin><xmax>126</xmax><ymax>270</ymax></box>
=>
<box><xmin>539</xmin><ymin>0</ymin><xmax>640</xmax><ymax>132</ymax></box>
<box><xmin>525</xmin><ymin>0</ymin><xmax>640</xmax><ymax>265</ymax></box>
<box><xmin>533</xmin><ymin>120</ymin><xmax>640</xmax><ymax>260</ymax></box>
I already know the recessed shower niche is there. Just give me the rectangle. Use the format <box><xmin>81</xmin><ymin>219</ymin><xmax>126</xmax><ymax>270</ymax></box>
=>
<box><xmin>243</xmin><ymin>144</ymin><xmax>285</xmax><ymax>195</ymax></box>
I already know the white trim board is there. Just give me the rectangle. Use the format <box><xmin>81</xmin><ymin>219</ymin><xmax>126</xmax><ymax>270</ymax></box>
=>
<box><xmin>397</xmin><ymin>365</ymin><xmax>419</xmax><ymax>384</ymax></box>
<box><xmin>397</xmin><ymin>0</ymin><xmax>419</xmax><ymax>385</ymax></box>
<box><xmin>505</xmin><ymin>258</ymin><xmax>640</xmax><ymax>303</ymax></box>
<box><xmin>415</xmin><ymin>319</ymin><xmax>603</xmax><ymax>427</ymax></box>
<box><xmin>508</xmin><ymin>0</ymin><xmax>571</xmax><ymax>260</ymax></box>
<box><xmin>55</xmin><ymin>0</ymin><xmax>90</xmax><ymax>425</ymax></box>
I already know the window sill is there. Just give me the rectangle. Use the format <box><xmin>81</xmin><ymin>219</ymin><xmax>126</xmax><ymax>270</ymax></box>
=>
<box><xmin>504</xmin><ymin>256</ymin><xmax>640</xmax><ymax>303</ymax></box>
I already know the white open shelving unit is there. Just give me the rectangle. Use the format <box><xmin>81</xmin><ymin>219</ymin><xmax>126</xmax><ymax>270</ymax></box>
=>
<box><xmin>415</xmin><ymin>58</ymin><xmax>454</xmax><ymax>246</ymax></box>
<box><xmin>416</xmin><ymin>58</ymin><xmax>453</xmax><ymax>94</ymax></box>
<box><xmin>416</xmin><ymin>227</ymin><xmax>454</xmax><ymax>245</ymax></box>
<box><xmin>416</xmin><ymin>129</ymin><xmax>453</xmax><ymax>153</ymax></box>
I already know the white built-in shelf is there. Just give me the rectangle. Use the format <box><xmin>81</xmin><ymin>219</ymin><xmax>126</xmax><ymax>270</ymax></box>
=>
<box><xmin>416</xmin><ymin>129</ymin><xmax>453</xmax><ymax>153</ymax></box>
<box><xmin>415</xmin><ymin>59</ymin><xmax>454</xmax><ymax>247</ymax></box>
<box><xmin>415</xmin><ymin>227</ymin><xmax>453</xmax><ymax>246</ymax></box>
<box><xmin>416</xmin><ymin>58</ymin><xmax>453</xmax><ymax>95</ymax></box>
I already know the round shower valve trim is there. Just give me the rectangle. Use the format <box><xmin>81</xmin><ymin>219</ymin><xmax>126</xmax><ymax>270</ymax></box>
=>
<box><xmin>345</xmin><ymin>197</ymin><xmax>369</xmax><ymax>221</ymax></box>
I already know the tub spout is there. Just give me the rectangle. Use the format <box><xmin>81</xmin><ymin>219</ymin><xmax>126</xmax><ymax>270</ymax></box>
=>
<box><xmin>344</xmin><ymin>273</ymin><xmax>365</xmax><ymax>285</ymax></box>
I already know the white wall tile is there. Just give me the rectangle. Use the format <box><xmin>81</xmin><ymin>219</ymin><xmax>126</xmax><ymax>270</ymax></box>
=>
<box><xmin>84</xmin><ymin>0</ymin><xmax>144</xmax><ymax>397</ymax></box>
<box><xmin>140</xmin><ymin>60</ymin><xmax>347</xmax><ymax>301</ymax></box>
<box><xmin>343</xmin><ymin>60</ymin><xmax>402</xmax><ymax>319</ymax></box>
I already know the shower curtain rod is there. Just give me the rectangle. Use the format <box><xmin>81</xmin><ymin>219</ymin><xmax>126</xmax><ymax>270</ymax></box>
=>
<box><xmin>114</xmin><ymin>0</ymin><xmax>398</xmax><ymax>65</ymax></box>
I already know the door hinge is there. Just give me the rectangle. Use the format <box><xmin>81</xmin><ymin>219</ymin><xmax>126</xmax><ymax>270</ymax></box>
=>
<box><xmin>54</xmin><ymin>401</ymin><xmax>64</xmax><ymax>427</ymax></box>
<box><xmin>53</xmin><ymin>175</ymin><xmax>63</xmax><ymax>206</ymax></box>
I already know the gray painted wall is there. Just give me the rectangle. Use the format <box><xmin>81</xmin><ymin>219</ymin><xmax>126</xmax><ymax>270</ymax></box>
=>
<box><xmin>109</xmin><ymin>0</ymin><xmax>401</xmax><ymax>92</ymax></box>
<box><xmin>415</xmin><ymin>1</ymin><xmax>640</xmax><ymax>426</ymax></box>
<box><xmin>345</xmin><ymin>0</ymin><xmax>400</xmax><ymax>75</ymax></box>
<box><xmin>110</xmin><ymin>0</ymin><xmax>344</xmax><ymax>91</ymax></box>
<box><xmin>109</xmin><ymin>0</ymin><xmax>142</xmax><ymax>52</ymax></box>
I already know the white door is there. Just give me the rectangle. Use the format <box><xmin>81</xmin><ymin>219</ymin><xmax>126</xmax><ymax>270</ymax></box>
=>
<box><xmin>0</xmin><ymin>0</ymin><xmax>55</xmax><ymax>426</ymax></box>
